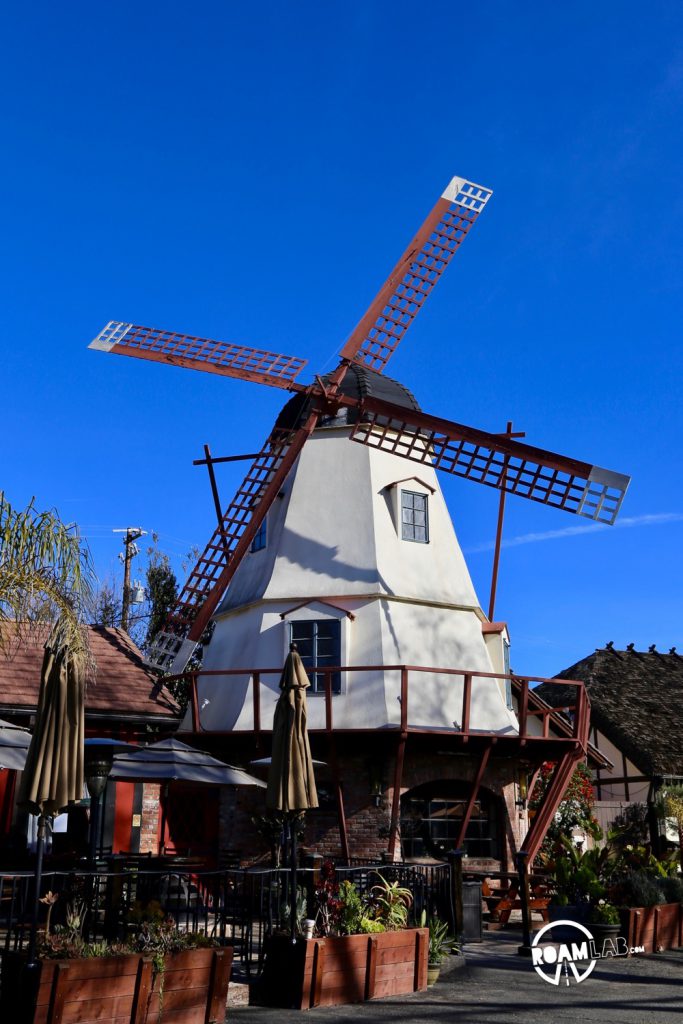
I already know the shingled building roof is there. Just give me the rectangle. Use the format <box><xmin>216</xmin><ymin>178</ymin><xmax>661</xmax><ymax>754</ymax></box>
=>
<box><xmin>0</xmin><ymin>624</ymin><xmax>180</xmax><ymax>727</ymax></box>
<box><xmin>537</xmin><ymin>646</ymin><xmax>683</xmax><ymax>778</ymax></box>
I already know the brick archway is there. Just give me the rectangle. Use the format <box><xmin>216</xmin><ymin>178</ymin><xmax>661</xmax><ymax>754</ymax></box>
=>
<box><xmin>399</xmin><ymin>779</ymin><xmax>504</xmax><ymax>861</ymax></box>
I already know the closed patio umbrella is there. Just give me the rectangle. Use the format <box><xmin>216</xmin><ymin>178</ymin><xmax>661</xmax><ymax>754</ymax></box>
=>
<box><xmin>18</xmin><ymin>641</ymin><xmax>85</xmax><ymax>814</ymax></box>
<box><xmin>17</xmin><ymin>636</ymin><xmax>85</xmax><ymax>963</ymax></box>
<box><xmin>266</xmin><ymin>644</ymin><xmax>318</xmax><ymax>941</ymax></box>
<box><xmin>266</xmin><ymin>645</ymin><xmax>318</xmax><ymax>814</ymax></box>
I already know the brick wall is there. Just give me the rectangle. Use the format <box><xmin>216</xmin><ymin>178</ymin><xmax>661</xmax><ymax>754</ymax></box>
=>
<box><xmin>216</xmin><ymin>746</ymin><xmax>529</xmax><ymax>868</ymax></box>
<box><xmin>139</xmin><ymin>782</ymin><xmax>161</xmax><ymax>853</ymax></box>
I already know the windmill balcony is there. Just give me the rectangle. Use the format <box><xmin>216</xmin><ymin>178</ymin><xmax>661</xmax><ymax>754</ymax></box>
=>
<box><xmin>171</xmin><ymin>664</ymin><xmax>590</xmax><ymax>758</ymax></box>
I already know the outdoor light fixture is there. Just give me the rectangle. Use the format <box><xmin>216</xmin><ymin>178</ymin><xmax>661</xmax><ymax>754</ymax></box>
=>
<box><xmin>84</xmin><ymin>738</ymin><xmax>134</xmax><ymax>864</ymax></box>
<box><xmin>368</xmin><ymin>761</ymin><xmax>385</xmax><ymax>807</ymax></box>
<box><xmin>85</xmin><ymin>755</ymin><xmax>114</xmax><ymax>799</ymax></box>
<box><xmin>515</xmin><ymin>768</ymin><xmax>529</xmax><ymax>809</ymax></box>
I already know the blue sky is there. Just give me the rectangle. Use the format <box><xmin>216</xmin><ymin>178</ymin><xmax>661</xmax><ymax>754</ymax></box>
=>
<box><xmin>2</xmin><ymin>2</ymin><xmax>681</xmax><ymax>678</ymax></box>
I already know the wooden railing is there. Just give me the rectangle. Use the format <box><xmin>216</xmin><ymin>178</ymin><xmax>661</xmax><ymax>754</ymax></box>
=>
<box><xmin>166</xmin><ymin>665</ymin><xmax>589</xmax><ymax>751</ymax></box>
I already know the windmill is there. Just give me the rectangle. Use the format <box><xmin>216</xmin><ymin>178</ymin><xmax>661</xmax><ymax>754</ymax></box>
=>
<box><xmin>89</xmin><ymin>175</ymin><xmax>629</xmax><ymax>678</ymax></box>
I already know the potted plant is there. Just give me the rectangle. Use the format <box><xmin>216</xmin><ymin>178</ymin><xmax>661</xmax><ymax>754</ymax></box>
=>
<box><xmin>588</xmin><ymin>901</ymin><xmax>622</xmax><ymax>945</ymax></box>
<box><xmin>419</xmin><ymin>912</ymin><xmax>453</xmax><ymax>986</ymax></box>
<box><xmin>0</xmin><ymin>895</ymin><xmax>233</xmax><ymax>1024</ymax></box>
<box><xmin>544</xmin><ymin>834</ymin><xmax>683</xmax><ymax>955</ymax></box>
<box><xmin>260</xmin><ymin>862</ymin><xmax>428</xmax><ymax>1009</ymax></box>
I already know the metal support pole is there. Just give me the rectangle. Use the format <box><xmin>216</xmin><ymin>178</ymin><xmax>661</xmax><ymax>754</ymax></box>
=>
<box><xmin>516</xmin><ymin>851</ymin><xmax>532</xmax><ymax>956</ymax></box>
<box><xmin>448</xmin><ymin>848</ymin><xmax>465</xmax><ymax>942</ymax></box>
<box><xmin>289</xmin><ymin>814</ymin><xmax>299</xmax><ymax>944</ymax></box>
<box><xmin>201</xmin><ymin>444</ymin><xmax>230</xmax><ymax>555</ymax></box>
<box><xmin>89</xmin><ymin>790</ymin><xmax>103</xmax><ymax>866</ymax></box>
<box><xmin>26</xmin><ymin>814</ymin><xmax>47</xmax><ymax>964</ymax></box>
<box><xmin>488</xmin><ymin>488</ymin><xmax>507</xmax><ymax>622</ymax></box>
<box><xmin>488</xmin><ymin>422</ymin><xmax>525</xmax><ymax>622</ymax></box>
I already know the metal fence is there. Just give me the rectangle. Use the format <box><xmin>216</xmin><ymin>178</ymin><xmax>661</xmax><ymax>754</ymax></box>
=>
<box><xmin>0</xmin><ymin>861</ymin><xmax>452</xmax><ymax>971</ymax></box>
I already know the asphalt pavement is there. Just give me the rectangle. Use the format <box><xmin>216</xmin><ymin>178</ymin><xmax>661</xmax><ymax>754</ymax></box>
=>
<box><xmin>230</xmin><ymin>929</ymin><xmax>683</xmax><ymax>1024</ymax></box>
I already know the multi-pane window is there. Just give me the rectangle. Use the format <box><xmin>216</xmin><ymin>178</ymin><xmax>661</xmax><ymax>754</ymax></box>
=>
<box><xmin>400</xmin><ymin>789</ymin><xmax>501</xmax><ymax>860</ymax></box>
<box><xmin>289</xmin><ymin>619</ymin><xmax>341</xmax><ymax>694</ymax></box>
<box><xmin>401</xmin><ymin>490</ymin><xmax>429</xmax><ymax>543</ymax></box>
<box><xmin>250</xmin><ymin>517</ymin><xmax>267</xmax><ymax>553</ymax></box>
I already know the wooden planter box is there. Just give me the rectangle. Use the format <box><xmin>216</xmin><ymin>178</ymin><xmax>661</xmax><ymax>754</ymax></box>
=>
<box><xmin>620</xmin><ymin>903</ymin><xmax>683</xmax><ymax>954</ymax></box>
<box><xmin>0</xmin><ymin>946</ymin><xmax>233</xmax><ymax>1024</ymax></box>
<box><xmin>261</xmin><ymin>928</ymin><xmax>428</xmax><ymax>1010</ymax></box>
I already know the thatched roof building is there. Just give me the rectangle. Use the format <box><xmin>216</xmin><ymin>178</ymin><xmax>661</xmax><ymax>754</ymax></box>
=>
<box><xmin>537</xmin><ymin>645</ymin><xmax>683</xmax><ymax>779</ymax></box>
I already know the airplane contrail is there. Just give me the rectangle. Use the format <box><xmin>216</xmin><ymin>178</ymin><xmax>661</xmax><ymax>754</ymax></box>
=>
<box><xmin>464</xmin><ymin>512</ymin><xmax>683</xmax><ymax>555</ymax></box>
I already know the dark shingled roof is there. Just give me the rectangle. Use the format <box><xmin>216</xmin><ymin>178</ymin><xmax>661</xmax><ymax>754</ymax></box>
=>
<box><xmin>276</xmin><ymin>363</ymin><xmax>421</xmax><ymax>431</ymax></box>
<box><xmin>0</xmin><ymin>624</ymin><xmax>180</xmax><ymax>722</ymax></box>
<box><xmin>536</xmin><ymin>647</ymin><xmax>683</xmax><ymax>777</ymax></box>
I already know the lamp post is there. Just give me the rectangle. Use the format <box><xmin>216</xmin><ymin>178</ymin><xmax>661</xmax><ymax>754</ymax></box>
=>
<box><xmin>84</xmin><ymin>739</ymin><xmax>134</xmax><ymax>866</ymax></box>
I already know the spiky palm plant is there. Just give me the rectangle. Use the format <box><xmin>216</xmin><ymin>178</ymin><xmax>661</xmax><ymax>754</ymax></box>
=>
<box><xmin>370</xmin><ymin>873</ymin><xmax>414</xmax><ymax>930</ymax></box>
<box><xmin>0</xmin><ymin>492</ymin><xmax>95</xmax><ymax>657</ymax></box>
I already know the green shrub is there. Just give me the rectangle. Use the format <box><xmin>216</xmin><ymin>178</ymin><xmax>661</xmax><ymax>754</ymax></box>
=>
<box><xmin>338</xmin><ymin>881</ymin><xmax>365</xmax><ymax>936</ymax></box>
<box><xmin>660</xmin><ymin>876</ymin><xmax>683</xmax><ymax>904</ymax></box>
<box><xmin>618</xmin><ymin>871</ymin><xmax>664</xmax><ymax>908</ymax></box>
<box><xmin>588</xmin><ymin>902</ymin><xmax>620</xmax><ymax>925</ymax></box>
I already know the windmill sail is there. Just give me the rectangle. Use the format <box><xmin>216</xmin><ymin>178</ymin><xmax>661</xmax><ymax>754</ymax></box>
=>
<box><xmin>90</xmin><ymin>321</ymin><xmax>307</xmax><ymax>391</ymax></box>
<box><xmin>350</xmin><ymin>396</ymin><xmax>630</xmax><ymax>525</ymax></box>
<box><xmin>147</xmin><ymin>412</ymin><xmax>321</xmax><ymax>672</ymax></box>
<box><xmin>339</xmin><ymin>177</ymin><xmax>492</xmax><ymax>372</ymax></box>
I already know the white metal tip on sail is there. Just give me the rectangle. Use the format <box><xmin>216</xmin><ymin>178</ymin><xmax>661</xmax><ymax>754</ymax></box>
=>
<box><xmin>89</xmin><ymin>321</ymin><xmax>133</xmax><ymax>351</ymax></box>
<box><xmin>442</xmin><ymin>176</ymin><xmax>493</xmax><ymax>212</ymax></box>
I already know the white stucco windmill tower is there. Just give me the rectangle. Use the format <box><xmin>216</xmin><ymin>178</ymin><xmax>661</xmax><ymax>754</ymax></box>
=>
<box><xmin>90</xmin><ymin>176</ymin><xmax>629</xmax><ymax>869</ymax></box>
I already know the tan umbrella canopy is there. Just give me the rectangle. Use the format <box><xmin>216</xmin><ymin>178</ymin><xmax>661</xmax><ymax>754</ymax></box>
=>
<box><xmin>18</xmin><ymin>639</ymin><xmax>85</xmax><ymax>815</ymax></box>
<box><xmin>267</xmin><ymin>644</ymin><xmax>318</xmax><ymax>942</ymax></box>
<box><xmin>17</xmin><ymin>633</ymin><xmax>86</xmax><ymax>964</ymax></box>
<box><xmin>266</xmin><ymin>645</ymin><xmax>318</xmax><ymax>813</ymax></box>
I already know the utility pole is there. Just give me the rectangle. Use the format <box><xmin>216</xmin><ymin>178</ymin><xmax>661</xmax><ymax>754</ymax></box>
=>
<box><xmin>114</xmin><ymin>527</ymin><xmax>147</xmax><ymax>633</ymax></box>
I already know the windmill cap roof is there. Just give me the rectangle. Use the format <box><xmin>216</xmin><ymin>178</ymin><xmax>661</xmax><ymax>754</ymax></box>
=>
<box><xmin>276</xmin><ymin>363</ymin><xmax>421</xmax><ymax>431</ymax></box>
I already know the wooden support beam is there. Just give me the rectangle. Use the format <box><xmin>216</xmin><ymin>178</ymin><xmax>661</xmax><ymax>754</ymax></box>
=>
<box><xmin>388</xmin><ymin>734</ymin><xmax>407</xmax><ymax>860</ymax></box>
<box><xmin>414</xmin><ymin>929</ymin><xmax>428</xmax><ymax>991</ymax></box>
<box><xmin>328</xmin><ymin>737</ymin><xmax>350</xmax><ymax>863</ymax></box>
<box><xmin>455</xmin><ymin>744</ymin><xmax>492</xmax><ymax>849</ymax></box>
<box><xmin>46</xmin><ymin>962</ymin><xmax>70</xmax><ymax>1024</ymax></box>
<box><xmin>131</xmin><ymin>958</ymin><xmax>153</xmax><ymax>1024</ymax></box>
<box><xmin>461</xmin><ymin>673</ymin><xmax>472</xmax><ymax>737</ymax></box>
<box><xmin>365</xmin><ymin>936</ymin><xmax>378</xmax><ymax>1000</ymax></box>
<box><xmin>310</xmin><ymin>940</ymin><xmax>325</xmax><ymax>1009</ymax></box>
<box><xmin>207</xmin><ymin>948</ymin><xmax>234</xmax><ymax>1024</ymax></box>
<box><xmin>521</xmin><ymin>750</ymin><xmax>582</xmax><ymax>863</ymax></box>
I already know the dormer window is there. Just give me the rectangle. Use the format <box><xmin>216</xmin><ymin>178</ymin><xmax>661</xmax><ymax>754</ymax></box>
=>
<box><xmin>401</xmin><ymin>490</ymin><xmax>429</xmax><ymax>543</ymax></box>
<box><xmin>250</xmin><ymin>517</ymin><xmax>267</xmax><ymax>553</ymax></box>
